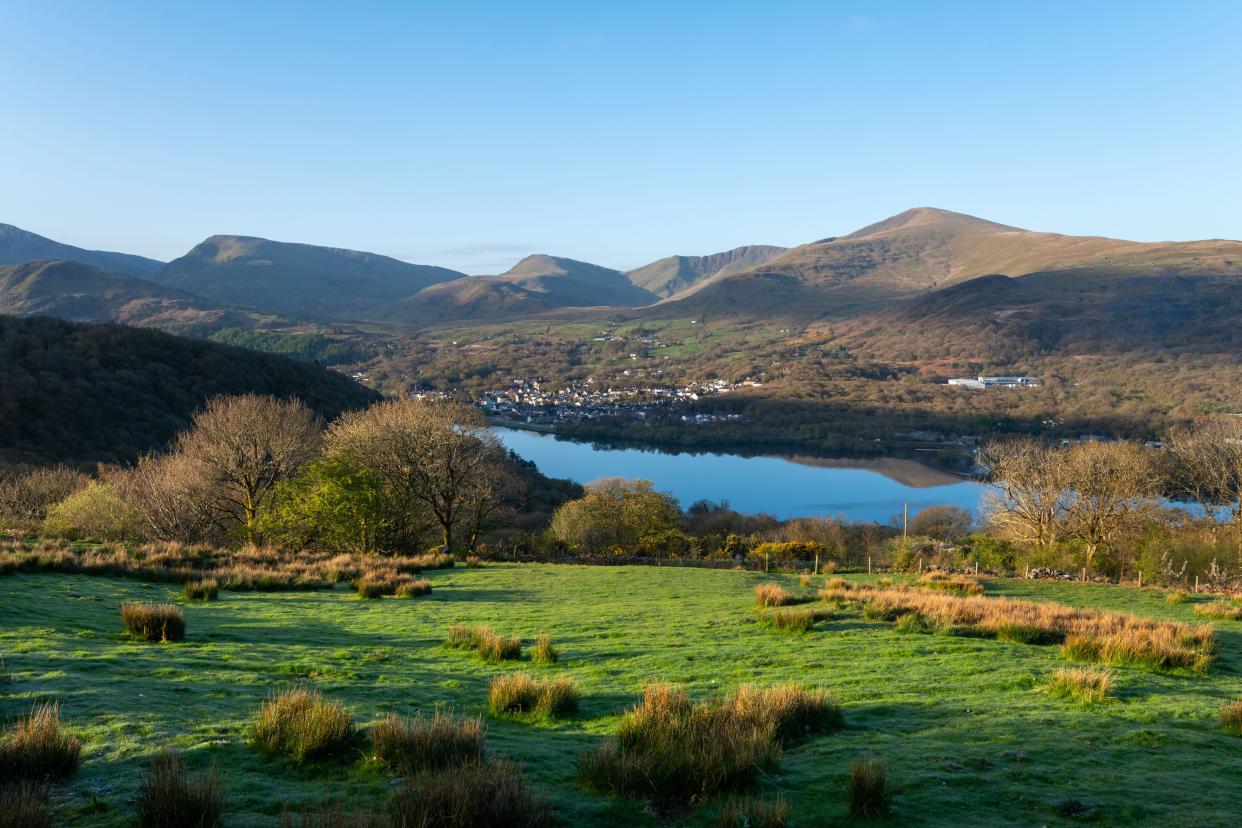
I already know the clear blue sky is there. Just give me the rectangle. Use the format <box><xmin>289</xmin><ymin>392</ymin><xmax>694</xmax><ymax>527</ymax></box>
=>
<box><xmin>1</xmin><ymin>1</ymin><xmax>1239</xmax><ymax>273</ymax></box>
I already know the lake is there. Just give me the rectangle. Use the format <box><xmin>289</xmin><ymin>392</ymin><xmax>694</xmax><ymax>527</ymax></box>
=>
<box><xmin>493</xmin><ymin>427</ymin><xmax>987</xmax><ymax>523</ymax></box>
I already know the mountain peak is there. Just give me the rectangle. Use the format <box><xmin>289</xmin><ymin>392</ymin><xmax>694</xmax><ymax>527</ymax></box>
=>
<box><xmin>502</xmin><ymin>254</ymin><xmax>615</xmax><ymax>279</ymax></box>
<box><xmin>842</xmin><ymin>208</ymin><xmax>1023</xmax><ymax>240</ymax></box>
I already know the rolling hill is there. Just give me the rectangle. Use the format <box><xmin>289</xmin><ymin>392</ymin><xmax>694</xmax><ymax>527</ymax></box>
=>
<box><xmin>389</xmin><ymin>254</ymin><xmax>659</xmax><ymax>323</ymax></box>
<box><xmin>0</xmin><ymin>223</ymin><xmax>164</xmax><ymax>278</ymax></box>
<box><xmin>0</xmin><ymin>315</ymin><xmax>380</xmax><ymax>465</ymax></box>
<box><xmin>625</xmin><ymin>245</ymin><xmax>786</xmax><ymax>298</ymax></box>
<box><xmin>0</xmin><ymin>260</ymin><xmax>249</xmax><ymax>336</ymax></box>
<box><xmin>662</xmin><ymin>207</ymin><xmax>1242</xmax><ymax>319</ymax></box>
<box><xmin>155</xmin><ymin>235</ymin><xmax>467</xmax><ymax>320</ymax></box>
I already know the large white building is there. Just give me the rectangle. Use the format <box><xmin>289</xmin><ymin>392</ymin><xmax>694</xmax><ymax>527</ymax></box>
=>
<box><xmin>947</xmin><ymin>375</ymin><xmax>1040</xmax><ymax>389</ymax></box>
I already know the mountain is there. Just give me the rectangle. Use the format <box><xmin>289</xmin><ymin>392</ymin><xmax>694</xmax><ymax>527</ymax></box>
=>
<box><xmin>0</xmin><ymin>315</ymin><xmax>379</xmax><ymax>465</ymax></box>
<box><xmin>0</xmin><ymin>223</ymin><xmax>164</xmax><ymax>278</ymax></box>
<box><xmin>665</xmin><ymin>207</ymin><xmax>1242</xmax><ymax>318</ymax></box>
<box><xmin>0</xmin><ymin>260</ymin><xmax>248</xmax><ymax>336</ymax></box>
<box><xmin>155</xmin><ymin>235</ymin><xmax>466</xmax><ymax>320</ymax></box>
<box><xmin>389</xmin><ymin>254</ymin><xmax>659</xmax><ymax>323</ymax></box>
<box><xmin>625</xmin><ymin>245</ymin><xmax>786</xmax><ymax>298</ymax></box>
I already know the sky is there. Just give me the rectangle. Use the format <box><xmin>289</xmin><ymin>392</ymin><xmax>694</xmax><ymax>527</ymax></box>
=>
<box><xmin>1</xmin><ymin>1</ymin><xmax>1240</xmax><ymax>274</ymax></box>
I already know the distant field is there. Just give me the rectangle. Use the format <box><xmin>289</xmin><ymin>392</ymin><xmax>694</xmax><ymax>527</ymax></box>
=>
<box><xmin>2</xmin><ymin>566</ymin><xmax>1240</xmax><ymax>826</ymax></box>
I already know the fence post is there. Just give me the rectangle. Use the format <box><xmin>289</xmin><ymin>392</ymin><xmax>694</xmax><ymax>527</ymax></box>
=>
<box><xmin>1138</xmin><ymin>570</ymin><xmax>1142</xmax><ymax>588</ymax></box>
<box><xmin>1194</xmin><ymin>575</ymin><xmax>1199</xmax><ymax>593</ymax></box>
<box><xmin>815</xmin><ymin>552</ymin><xmax>820</xmax><ymax>576</ymax></box>
<box><xmin>975</xmin><ymin>561</ymin><xmax>979</xmax><ymax>576</ymax></box>
<box><xmin>765</xmin><ymin>552</ymin><xmax>769</xmax><ymax>573</ymax></box>
<box><xmin>1081</xmin><ymin>567</ymin><xmax>1087</xmax><ymax>582</ymax></box>
<box><xmin>868</xmin><ymin>556</ymin><xmax>872</xmax><ymax>575</ymax></box>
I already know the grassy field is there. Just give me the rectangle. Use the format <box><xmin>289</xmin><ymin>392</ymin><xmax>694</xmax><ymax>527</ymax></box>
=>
<box><xmin>2</xmin><ymin>565</ymin><xmax>1241</xmax><ymax>826</ymax></box>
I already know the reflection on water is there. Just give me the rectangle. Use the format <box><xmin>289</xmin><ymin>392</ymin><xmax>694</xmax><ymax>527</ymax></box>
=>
<box><xmin>493</xmin><ymin>427</ymin><xmax>987</xmax><ymax>523</ymax></box>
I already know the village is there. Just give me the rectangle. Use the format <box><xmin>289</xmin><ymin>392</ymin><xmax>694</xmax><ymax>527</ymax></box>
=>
<box><xmin>474</xmin><ymin>375</ymin><xmax>760</xmax><ymax>425</ymax></box>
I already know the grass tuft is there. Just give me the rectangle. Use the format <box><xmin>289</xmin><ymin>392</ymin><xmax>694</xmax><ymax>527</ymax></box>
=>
<box><xmin>916</xmin><ymin>573</ymin><xmax>984</xmax><ymax>596</ymax></box>
<box><xmin>0</xmin><ymin>702</ymin><xmax>82</xmax><ymax>782</ymax></box>
<box><xmin>1165</xmin><ymin>591</ymin><xmax>1188</xmax><ymax>604</ymax></box>
<box><xmin>394</xmin><ymin>579</ymin><xmax>432</xmax><ymax>598</ymax></box>
<box><xmin>1043</xmin><ymin>667</ymin><xmax>1116</xmax><ymax>704</ymax></box>
<box><xmin>1221</xmin><ymin>698</ymin><xmax>1242</xmax><ymax>736</ymax></box>
<box><xmin>370</xmin><ymin>710</ymin><xmax>484</xmax><ymax>773</ymax></box>
<box><xmin>387</xmin><ymin>759</ymin><xmax>551</xmax><ymax>828</ymax></box>
<box><xmin>489</xmin><ymin>673</ymin><xmax>579</xmax><ymax>718</ymax></box>
<box><xmin>754</xmin><ymin>582</ymin><xmax>795</xmax><ymax>607</ymax></box>
<box><xmin>135</xmin><ymin>751</ymin><xmax>223</xmax><ymax>828</ymax></box>
<box><xmin>446</xmin><ymin>624</ymin><xmax>522</xmax><ymax>661</ymax></box>
<box><xmin>848</xmin><ymin>756</ymin><xmax>891</xmax><ymax>819</ymax></box>
<box><xmin>120</xmin><ymin>603</ymin><xmax>186</xmax><ymax>642</ymax></box>
<box><xmin>762</xmin><ymin>606</ymin><xmax>832</xmax><ymax>632</ymax></box>
<box><xmin>717</xmin><ymin>795</ymin><xmax>790</xmax><ymax>828</ymax></box>
<box><xmin>0</xmin><ymin>781</ymin><xmax>51</xmax><ymax>828</ymax></box>
<box><xmin>182</xmin><ymin>579</ymin><xmax>219</xmax><ymax>601</ymax></box>
<box><xmin>250</xmin><ymin>688</ymin><xmax>355</xmax><ymax>764</ymax></box>
<box><xmin>1194</xmin><ymin>600</ymin><xmax>1242</xmax><ymax>620</ymax></box>
<box><xmin>532</xmin><ymin>634</ymin><xmax>559</xmax><ymax>664</ymax></box>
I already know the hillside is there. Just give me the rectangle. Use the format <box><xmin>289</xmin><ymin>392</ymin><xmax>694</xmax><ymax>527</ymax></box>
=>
<box><xmin>663</xmin><ymin>207</ymin><xmax>1242</xmax><ymax>319</ymax></box>
<box><xmin>625</xmin><ymin>245</ymin><xmax>786</xmax><ymax>298</ymax></box>
<box><xmin>156</xmin><ymin>235</ymin><xmax>466</xmax><ymax>320</ymax></box>
<box><xmin>0</xmin><ymin>315</ymin><xmax>379</xmax><ymax>465</ymax></box>
<box><xmin>0</xmin><ymin>259</ymin><xmax>249</xmax><ymax>336</ymax></box>
<box><xmin>389</xmin><ymin>254</ymin><xmax>658</xmax><ymax>323</ymax></box>
<box><xmin>0</xmin><ymin>223</ymin><xmax>164</xmax><ymax>278</ymax></box>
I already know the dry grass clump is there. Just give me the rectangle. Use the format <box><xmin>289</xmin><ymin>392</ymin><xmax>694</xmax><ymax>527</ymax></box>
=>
<box><xmin>446</xmin><ymin>625</ymin><xmax>522</xmax><ymax>661</ymax></box>
<box><xmin>370</xmin><ymin>711</ymin><xmax>485</xmax><ymax>773</ymax></box>
<box><xmin>1043</xmin><ymin>667</ymin><xmax>1116</xmax><ymax>704</ymax></box>
<box><xmin>394</xmin><ymin>579</ymin><xmax>432</xmax><ymax>598</ymax></box>
<box><xmin>1165</xmin><ymin>591</ymin><xmax>1188</xmax><ymax>604</ymax></box>
<box><xmin>848</xmin><ymin>757</ymin><xmax>891</xmax><ymax>819</ymax></box>
<box><xmin>762</xmin><ymin>606</ymin><xmax>834</xmax><ymax>632</ymax></box>
<box><xmin>0</xmin><ymin>538</ymin><xmax>454</xmax><ymax>593</ymax></box>
<box><xmin>120</xmin><ymin>603</ymin><xmax>186</xmax><ymax>642</ymax></box>
<box><xmin>280</xmin><ymin>801</ymin><xmax>377</xmax><ymax>828</ymax></box>
<box><xmin>0</xmin><ymin>655</ymin><xmax>10</xmax><ymax>684</ymax></box>
<box><xmin>1194</xmin><ymin>600</ymin><xmax>1242</xmax><ymax>620</ymax></box>
<box><xmin>754</xmin><ymin>582</ymin><xmax>796</xmax><ymax>607</ymax></box>
<box><xmin>532</xmin><ymin>634</ymin><xmax>559</xmax><ymax>664</ymax></box>
<box><xmin>465</xmin><ymin>555</ymin><xmax>483</xmax><ymax>569</ymax></box>
<box><xmin>916</xmin><ymin>572</ymin><xmax>984</xmax><ymax>596</ymax></box>
<box><xmin>182</xmin><ymin>579</ymin><xmax>218</xmax><ymax>601</ymax></box>
<box><xmin>0</xmin><ymin>781</ymin><xmax>51</xmax><ymax>828</ymax></box>
<box><xmin>581</xmin><ymin>683</ymin><xmax>840</xmax><ymax>800</ymax></box>
<box><xmin>388</xmin><ymin>758</ymin><xmax>551</xmax><ymax>828</ymax></box>
<box><xmin>0</xmin><ymin>703</ymin><xmax>81</xmax><ymax>782</ymax></box>
<box><xmin>717</xmin><ymin>795</ymin><xmax>790</xmax><ymax>828</ymax></box>
<box><xmin>489</xmin><ymin>673</ymin><xmax>579</xmax><ymax>718</ymax></box>
<box><xmin>250</xmin><ymin>688</ymin><xmax>355</xmax><ymax>763</ymax></box>
<box><xmin>819</xmin><ymin>581</ymin><xmax>1216</xmax><ymax>672</ymax></box>
<box><xmin>135</xmin><ymin>751</ymin><xmax>223</xmax><ymax>828</ymax></box>
<box><xmin>1220</xmin><ymin>698</ymin><xmax>1242</xmax><ymax>735</ymax></box>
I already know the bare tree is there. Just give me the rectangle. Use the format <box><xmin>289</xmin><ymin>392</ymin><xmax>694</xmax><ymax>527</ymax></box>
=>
<box><xmin>325</xmin><ymin>400</ymin><xmax>504</xmax><ymax>552</ymax></box>
<box><xmin>176</xmin><ymin>394</ymin><xmax>322</xmax><ymax>543</ymax></box>
<box><xmin>980</xmin><ymin>438</ymin><xmax>1068</xmax><ymax>550</ymax></box>
<box><xmin>114</xmin><ymin>452</ymin><xmax>216</xmax><ymax>543</ymax></box>
<box><xmin>0</xmin><ymin>464</ymin><xmax>88</xmax><ymax>531</ymax></box>
<box><xmin>1062</xmin><ymin>440</ymin><xmax>1158</xmax><ymax>572</ymax></box>
<box><xmin>1165</xmin><ymin>417</ymin><xmax>1242</xmax><ymax>527</ymax></box>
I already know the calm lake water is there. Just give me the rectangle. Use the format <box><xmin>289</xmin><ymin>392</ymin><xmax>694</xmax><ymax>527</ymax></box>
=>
<box><xmin>493</xmin><ymin>427</ymin><xmax>987</xmax><ymax>523</ymax></box>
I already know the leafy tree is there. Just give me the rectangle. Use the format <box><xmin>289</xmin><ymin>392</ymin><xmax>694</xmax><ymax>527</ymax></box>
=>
<box><xmin>549</xmin><ymin>478</ymin><xmax>681</xmax><ymax>554</ymax></box>
<box><xmin>258</xmin><ymin>458</ymin><xmax>391</xmax><ymax>553</ymax></box>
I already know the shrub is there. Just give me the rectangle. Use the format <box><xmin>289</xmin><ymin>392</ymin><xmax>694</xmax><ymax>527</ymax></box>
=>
<box><xmin>370</xmin><ymin>711</ymin><xmax>485</xmax><ymax>773</ymax></box>
<box><xmin>717</xmin><ymin>795</ymin><xmax>790</xmax><ymax>828</ymax></box>
<box><xmin>0</xmin><ymin>781</ymin><xmax>50</xmax><ymax>828</ymax></box>
<box><xmin>395</xmin><ymin>579</ymin><xmax>432</xmax><ymax>598</ymax></box>
<box><xmin>1166</xmin><ymin>591</ymin><xmax>1188</xmax><ymax>604</ymax></box>
<box><xmin>387</xmin><ymin>759</ymin><xmax>551</xmax><ymax>828</ymax></box>
<box><xmin>754</xmin><ymin>582</ymin><xmax>795</xmax><ymax>608</ymax></box>
<box><xmin>135</xmin><ymin>751</ymin><xmax>223</xmax><ymax>828</ymax></box>
<box><xmin>120</xmin><ymin>603</ymin><xmax>186</xmax><ymax>642</ymax></box>
<box><xmin>581</xmin><ymin>683</ymin><xmax>838</xmax><ymax>800</ymax></box>
<box><xmin>532</xmin><ymin>634</ymin><xmax>559</xmax><ymax>664</ymax></box>
<box><xmin>1043</xmin><ymin>668</ymin><xmax>1116</xmax><ymax>704</ymax></box>
<box><xmin>489</xmin><ymin>674</ymin><xmax>579</xmax><ymax>718</ymax></box>
<box><xmin>0</xmin><ymin>703</ymin><xmax>81</xmax><ymax>782</ymax></box>
<box><xmin>1221</xmin><ymin>698</ymin><xmax>1242</xmax><ymax>736</ymax></box>
<box><xmin>251</xmin><ymin>688</ymin><xmax>355</xmax><ymax>763</ymax></box>
<box><xmin>183</xmin><ymin>579</ymin><xmax>219</xmax><ymax>601</ymax></box>
<box><xmin>1194</xmin><ymin>601</ymin><xmax>1242</xmax><ymax>620</ymax></box>
<box><xmin>41</xmin><ymin>481</ymin><xmax>138</xmax><ymax>541</ymax></box>
<box><xmin>848</xmin><ymin>757</ymin><xmax>891</xmax><ymax>819</ymax></box>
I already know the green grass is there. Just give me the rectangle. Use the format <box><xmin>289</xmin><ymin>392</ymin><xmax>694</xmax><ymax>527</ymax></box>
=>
<box><xmin>2</xmin><ymin>567</ymin><xmax>1242</xmax><ymax>825</ymax></box>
